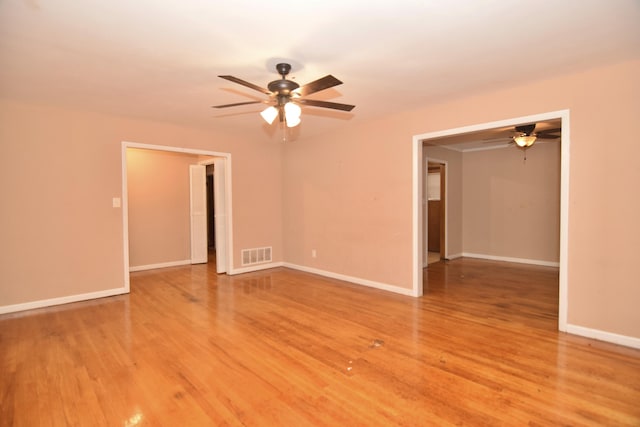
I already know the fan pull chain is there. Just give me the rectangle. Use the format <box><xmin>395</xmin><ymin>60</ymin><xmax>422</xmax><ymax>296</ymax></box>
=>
<box><xmin>281</xmin><ymin>120</ymin><xmax>287</xmax><ymax>143</ymax></box>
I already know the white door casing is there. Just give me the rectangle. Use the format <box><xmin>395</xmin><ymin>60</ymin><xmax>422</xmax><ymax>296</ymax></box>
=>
<box><xmin>213</xmin><ymin>158</ymin><xmax>227</xmax><ymax>273</ymax></box>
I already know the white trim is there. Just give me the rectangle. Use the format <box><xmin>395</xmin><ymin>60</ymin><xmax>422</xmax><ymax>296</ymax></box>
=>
<box><xmin>413</xmin><ymin>109</ymin><xmax>570</xmax><ymax>331</ymax></box>
<box><xmin>462</xmin><ymin>253</ymin><xmax>560</xmax><ymax>267</ymax></box>
<box><xmin>440</xmin><ymin>139</ymin><xmax>557</xmax><ymax>154</ymax></box>
<box><xmin>412</xmin><ymin>136</ymin><xmax>423</xmax><ymax>296</ymax></box>
<box><xmin>284</xmin><ymin>263</ymin><xmax>416</xmax><ymax>297</ymax></box>
<box><xmin>566</xmin><ymin>324</ymin><xmax>640</xmax><ymax>350</ymax></box>
<box><xmin>459</xmin><ymin>143</ymin><xmax>511</xmax><ymax>153</ymax></box>
<box><xmin>446</xmin><ymin>253</ymin><xmax>463</xmax><ymax>260</ymax></box>
<box><xmin>0</xmin><ymin>288</ymin><xmax>128</xmax><ymax>315</ymax></box>
<box><xmin>124</xmin><ymin>141</ymin><xmax>229</xmax><ymax>158</ymax></box>
<box><xmin>558</xmin><ymin>116</ymin><xmax>570</xmax><ymax>332</ymax></box>
<box><xmin>129</xmin><ymin>259</ymin><xmax>191</xmax><ymax>272</ymax></box>
<box><xmin>435</xmin><ymin>143</ymin><xmax>511</xmax><ymax>153</ymax></box>
<box><xmin>224</xmin><ymin>157</ymin><xmax>234</xmax><ymax>274</ymax></box>
<box><xmin>121</xmin><ymin>144</ymin><xmax>131</xmax><ymax>292</ymax></box>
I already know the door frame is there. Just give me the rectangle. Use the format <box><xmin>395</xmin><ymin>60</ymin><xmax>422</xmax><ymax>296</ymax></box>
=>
<box><xmin>198</xmin><ymin>157</ymin><xmax>229</xmax><ymax>274</ymax></box>
<box><xmin>412</xmin><ymin>109</ymin><xmax>570</xmax><ymax>332</ymax></box>
<box><xmin>424</xmin><ymin>159</ymin><xmax>447</xmax><ymax>266</ymax></box>
<box><xmin>121</xmin><ymin>141</ymin><xmax>233</xmax><ymax>290</ymax></box>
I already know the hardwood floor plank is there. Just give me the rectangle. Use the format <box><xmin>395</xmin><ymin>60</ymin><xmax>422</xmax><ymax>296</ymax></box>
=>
<box><xmin>1</xmin><ymin>258</ymin><xmax>639</xmax><ymax>425</ymax></box>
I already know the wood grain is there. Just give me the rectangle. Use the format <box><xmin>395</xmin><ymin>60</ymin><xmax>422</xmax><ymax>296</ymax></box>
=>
<box><xmin>1</xmin><ymin>258</ymin><xmax>639</xmax><ymax>426</ymax></box>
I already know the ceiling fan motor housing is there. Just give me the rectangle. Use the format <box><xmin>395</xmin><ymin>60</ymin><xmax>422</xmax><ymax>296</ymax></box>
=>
<box><xmin>268</xmin><ymin>79</ymin><xmax>300</xmax><ymax>96</ymax></box>
<box><xmin>268</xmin><ymin>63</ymin><xmax>300</xmax><ymax>96</ymax></box>
<box><xmin>515</xmin><ymin>124</ymin><xmax>536</xmax><ymax>136</ymax></box>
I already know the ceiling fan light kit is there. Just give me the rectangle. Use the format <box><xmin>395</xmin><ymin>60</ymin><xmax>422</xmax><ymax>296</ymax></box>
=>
<box><xmin>213</xmin><ymin>62</ymin><xmax>355</xmax><ymax>133</ymax></box>
<box><xmin>513</xmin><ymin>123</ymin><xmax>538</xmax><ymax>150</ymax></box>
<box><xmin>283</xmin><ymin>101</ymin><xmax>301</xmax><ymax>127</ymax></box>
<box><xmin>260</xmin><ymin>106</ymin><xmax>279</xmax><ymax>125</ymax></box>
<box><xmin>513</xmin><ymin>135</ymin><xmax>537</xmax><ymax>148</ymax></box>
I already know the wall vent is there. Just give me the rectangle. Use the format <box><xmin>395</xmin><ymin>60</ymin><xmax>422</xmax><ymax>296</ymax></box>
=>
<box><xmin>241</xmin><ymin>247</ymin><xmax>272</xmax><ymax>266</ymax></box>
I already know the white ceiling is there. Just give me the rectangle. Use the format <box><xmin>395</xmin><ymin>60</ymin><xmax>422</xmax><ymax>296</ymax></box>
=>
<box><xmin>1</xmin><ymin>1</ymin><xmax>639</xmax><ymax>140</ymax></box>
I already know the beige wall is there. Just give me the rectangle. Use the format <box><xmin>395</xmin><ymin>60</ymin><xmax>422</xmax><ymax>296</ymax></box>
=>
<box><xmin>0</xmin><ymin>100</ymin><xmax>283</xmax><ymax>308</ymax></box>
<box><xmin>283</xmin><ymin>59</ymin><xmax>640</xmax><ymax>339</ymax></box>
<box><xmin>462</xmin><ymin>142</ymin><xmax>561</xmax><ymax>262</ymax></box>
<box><xmin>1</xmin><ymin>58</ymin><xmax>638</xmax><ymax>341</ymax></box>
<box><xmin>127</xmin><ymin>148</ymin><xmax>203</xmax><ymax>268</ymax></box>
<box><xmin>282</xmin><ymin>122</ymin><xmax>414</xmax><ymax>289</ymax></box>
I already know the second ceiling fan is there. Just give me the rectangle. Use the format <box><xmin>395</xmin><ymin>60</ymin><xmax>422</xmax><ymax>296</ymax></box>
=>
<box><xmin>483</xmin><ymin>123</ymin><xmax>561</xmax><ymax>148</ymax></box>
<box><xmin>212</xmin><ymin>63</ymin><xmax>355</xmax><ymax>128</ymax></box>
<box><xmin>511</xmin><ymin>123</ymin><xmax>561</xmax><ymax>148</ymax></box>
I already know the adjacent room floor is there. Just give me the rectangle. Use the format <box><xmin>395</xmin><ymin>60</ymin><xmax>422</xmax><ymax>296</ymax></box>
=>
<box><xmin>1</xmin><ymin>258</ymin><xmax>639</xmax><ymax>425</ymax></box>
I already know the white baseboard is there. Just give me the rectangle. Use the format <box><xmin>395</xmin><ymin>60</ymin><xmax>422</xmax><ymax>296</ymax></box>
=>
<box><xmin>566</xmin><ymin>324</ymin><xmax>640</xmax><ymax>350</ymax></box>
<box><xmin>228</xmin><ymin>261</ymin><xmax>285</xmax><ymax>275</ymax></box>
<box><xmin>129</xmin><ymin>259</ymin><xmax>191</xmax><ymax>272</ymax></box>
<box><xmin>447</xmin><ymin>253</ymin><xmax>463</xmax><ymax>260</ymax></box>
<box><xmin>0</xmin><ymin>287</ymin><xmax>128</xmax><ymax>315</ymax></box>
<box><xmin>462</xmin><ymin>252</ymin><xmax>560</xmax><ymax>267</ymax></box>
<box><xmin>283</xmin><ymin>263</ymin><xmax>415</xmax><ymax>297</ymax></box>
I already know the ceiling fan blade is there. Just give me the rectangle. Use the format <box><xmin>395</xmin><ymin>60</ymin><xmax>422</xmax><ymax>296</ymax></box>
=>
<box><xmin>218</xmin><ymin>75</ymin><xmax>272</xmax><ymax>95</ymax></box>
<box><xmin>295</xmin><ymin>98</ymin><xmax>355</xmax><ymax>112</ymax></box>
<box><xmin>535</xmin><ymin>127</ymin><xmax>562</xmax><ymax>140</ymax></box>
<box><xmin>538</xmin><ymin>127</ymin><xmax>561</xmax><ymax>134</ymax></box>
<box><xmin>296</xmin><ymin>75</ymin><xmax>342</xmax><ymax>97</ymax></box>
<box><xmin>211</xmin><ymin>100</ymin><xmax>264</xmax><ymax>108</ymax></box>
<box><xmin>515</xmin><ymin>124</ymin><xmax>537</xmax><ymax>135</ymax></box>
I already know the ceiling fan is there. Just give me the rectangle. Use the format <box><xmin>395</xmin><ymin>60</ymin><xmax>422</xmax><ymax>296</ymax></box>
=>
<box><xmin>483</xmin><ymin>123</ymin><xmax>561</xmax><ymax>148</ymax></box>
<box><xmin>212</xmin><ymin>63</ymin><xmax>355</xmax><ymax>128</ymax></box>
<box><xmin>511</xmin><ymin>123</ymin><xmax>561</xmax><ymax>148</ymax></box>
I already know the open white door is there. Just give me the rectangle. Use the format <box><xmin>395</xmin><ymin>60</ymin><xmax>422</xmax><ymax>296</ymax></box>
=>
<box><xmin>189</xmin><ymin>164</ymin><xmax>208</xmax><ymax>264</ymax></box>
<box><xmin>213</xmin><ymin>158</ymin><xmax>227</xmax><ymax>273</ymax></box>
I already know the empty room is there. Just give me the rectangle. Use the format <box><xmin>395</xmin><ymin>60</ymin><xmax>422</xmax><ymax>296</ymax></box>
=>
<box><xmin>1</xmin><ymin>1</ymin><xmax>639</xmax><ymax>425</ymax></box>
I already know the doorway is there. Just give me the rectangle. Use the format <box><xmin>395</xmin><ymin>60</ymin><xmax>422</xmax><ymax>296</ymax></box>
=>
<box><xmin>121</xmin><ymin>142</ymin><xmax>233</xmax><ymax>291</ymax></box>
<box><xmin>426</xmin><ymin>161</ymin><xmax>446</xmax><ymax>264</ymax></box>
<box><xmin>412</xmin><ymin>110</ymin><xmax>570</xmax><ymax>332</ymax></box>
<box><xmin>198</xmin><ymin>157</ymin><xmax>228</xmax><ymax>274</ymax></box>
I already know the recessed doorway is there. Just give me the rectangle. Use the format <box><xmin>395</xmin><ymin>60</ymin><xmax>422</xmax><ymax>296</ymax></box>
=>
<box><xmin>120</xmin><ymin>142</ymin><xmax>233</xmax><ymax>291</ymax></box>
<box><xmin>412</xmin><ymin>110</ymin><xmax>570</xmax><ymax>332</ymax></box>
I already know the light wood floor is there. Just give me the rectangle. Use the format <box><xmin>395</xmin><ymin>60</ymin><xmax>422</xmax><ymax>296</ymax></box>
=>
<box><xmin>2</xmin><ymin>258</ymin><xmax>639</xmax><ymax>426</ymax></box>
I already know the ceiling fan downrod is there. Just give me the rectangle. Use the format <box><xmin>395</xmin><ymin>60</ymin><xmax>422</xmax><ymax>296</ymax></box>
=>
<box><xmin>276</xmin><ymin>63</ymin><xmax>291</xmax><ymax>78</ymax></box>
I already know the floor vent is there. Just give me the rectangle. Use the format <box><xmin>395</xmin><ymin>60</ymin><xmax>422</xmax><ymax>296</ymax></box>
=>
<box><xmin>241</xmin><ymin>247</ymin><xmax>272</xmax><ymax>266</ymax></box>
